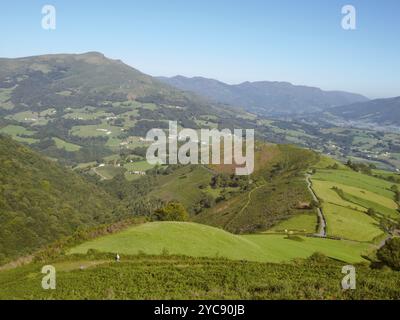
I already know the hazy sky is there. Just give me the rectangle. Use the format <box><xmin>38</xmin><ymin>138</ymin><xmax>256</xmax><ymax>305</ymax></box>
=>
<box><xmin>1</xmin><ymin>0</ymin><xmax>399</xmax><ymax>98</ymax></box>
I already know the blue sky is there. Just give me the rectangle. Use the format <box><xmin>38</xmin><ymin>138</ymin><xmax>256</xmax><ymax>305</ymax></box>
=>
<box><xmin>0</xmin><ymin>0</ymin><xmax>399</xmax><ymax>98</ymax></box>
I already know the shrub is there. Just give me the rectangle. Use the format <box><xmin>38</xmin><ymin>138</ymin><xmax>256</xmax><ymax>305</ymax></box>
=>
<box><xmin>153</xmin><ymin>202</ymin><xmax>189</xmax><ymax>222</ymax></box>
<box><xmin>377</xmin><ymin>238</ymin><xmax>400</xmax><ymax>271</ymax></box>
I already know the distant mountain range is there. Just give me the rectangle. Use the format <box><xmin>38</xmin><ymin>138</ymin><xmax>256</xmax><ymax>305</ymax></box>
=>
<box><xmin>1</xmin><ymin>52</ymin><xmax>397</xmax><ymax>128</ymax></box>
<box><xmin>0</xmin><ymin>52</ymin><xmax>255</xmax><ymax>165</ymax></box>
<box><xmin>328</xmin><ymin>96</ymin><xmax>400</xmax><ymax>127</ymax></box>
<box><xmin>157</xmin><ymin>75</ymin><xmax>369</xmax><ymax>116</ymax></box>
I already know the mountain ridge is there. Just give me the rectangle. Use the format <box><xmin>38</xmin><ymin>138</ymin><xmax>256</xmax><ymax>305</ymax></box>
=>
<box><xmin>157</xmin><ymin>75</ymin><xmax>369</xmax><ymax>116</ymax></box>
<box><xmin>328</xmin><ymin>96</ymin><xmax>400</xmax><ymax>126</ymax></box>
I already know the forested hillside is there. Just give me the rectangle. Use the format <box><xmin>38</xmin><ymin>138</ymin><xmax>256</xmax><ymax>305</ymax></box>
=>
<box><xmin>0</xmin><ymin>135</ymin><xmax>125</xmax><ymax>264</ymax></box>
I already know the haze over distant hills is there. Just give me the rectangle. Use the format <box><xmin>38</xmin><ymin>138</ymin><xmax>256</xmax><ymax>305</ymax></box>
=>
<box><xmin>0</xmin><ymin>52</ymin><xmax>256</xmax><ymax>166</ymax></box>
<box><xmin>157</xmin><ymin>75</ymin><xmax>369</xmax><ymax>116</ymax></box>
<box><xmin>1</xmin><ymin>52</ymin><xmax>399</xmax><ymax>173</ymax></box>
<box><xmin>328</xmin><ymin>96</ymin><xmax>400</xmax><ymax>127</ymax></box>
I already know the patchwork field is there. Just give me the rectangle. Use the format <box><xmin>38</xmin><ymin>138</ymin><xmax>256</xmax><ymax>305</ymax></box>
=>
<box><xmin>313</xmin><ymin>169</ymin><xmax>399</xmax><ymax>198</ymax></box>
<box><xmin>5</xmin><ymin>109</ymin><xmax>55</xmax><ymax>126</ymax></box>
<box><xmin>63</xmin><ymin>108</ymin><xmax>113</xmax><ymax>120</ymax></box>
<box><xmin>323</xmin><ymin>203</ymin><xmax>383</xmax><ymax>241</ymax></box>
<box><xmin>124</xmin><ymin>160</ymin><xmax>155</xmax><ymax>172</ymax></box>
<box><xmin>0</xmin><ymin>125</ymin><xmax>38</xmax><ymax>144</ymax></box>
<box><xmin>53</xmin><ymin>137</ymin><xmax>81</xmax><ymax>152</ymax></box>
<box><xmin>94</xmin><ymin>165</ymin><xmax>125</xmax><ymax>180</ymax></box>
<box><xmin>70</xmin><ymin>123</ymin><xmax>122</xmax><ymax>138</ymax></box>
<box><xmin>311</xmin><ymin>168</ymin><xmax>399</xmax><ymax>241</ymax></box>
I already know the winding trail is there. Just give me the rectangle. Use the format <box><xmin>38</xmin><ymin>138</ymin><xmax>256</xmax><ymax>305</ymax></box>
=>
<box><xmin>306</xmin><ymin>174</ymin><xmax>327</xmax><ymax>237</ymax></box>
<box><xmin>93</xmin><ymin>167</ymin><xmax>108</xmax><ymax>181</ymax></box>
<box><xmin>237</xmin><ymin>183</ymin><xmax>266</xmax><ymax>216</ymax></box>
<box><xmin>224</xmin><ymin>183</ymin><xmax>266</xmax><ymax>231</ymax></box>
<box><xmin>201</xmin><ymin>165</ymin><xmax>218</xmax><ymax>175</ymax></box>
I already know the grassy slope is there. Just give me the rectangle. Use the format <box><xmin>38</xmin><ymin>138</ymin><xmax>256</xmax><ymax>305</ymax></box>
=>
<box><xmin>194</xmin><ymin>144</ymin><xmax>320</xmax><ymax>233</ymax></box>
<box><xmin>95</xmin><ymin>165</ymin><xmax>125</xmax><ymax>180</ymax></box>
<box><xmin>314</xmin><ymin>169</ymin><xmax>399</xmax><ymax>199</ymax></box>
<box><xmin>52</xmin><ymin>137</ymin><xmax>81</xmax><ymax>152</ymax></box>
<box><xmin>0</xmin><ymin>125</ymin><xmax>38</xmax><ymax>144</ymax></box>
<box><xmin>323</xmin><ymin>203</ymin><xmax>383</xmax><ymax>241</ymax></box>
<box><xmin>69</xmin><ymin>222</ymin><xmax>371</xmax><ymax>264</ymax></box>
<box><xmin>148</xmin><ymin>166</ymin><xmax>214</xmax><ymax>209</ymax></box>
<box><xmin>267</xmin><ymin>213</ymin><xmax>317</xmax><ymax>234</ymax></box>
<box><xmin>2</xmin><ymin>254</ymin><xmax>400</xmax><ymax>300</ymax></box>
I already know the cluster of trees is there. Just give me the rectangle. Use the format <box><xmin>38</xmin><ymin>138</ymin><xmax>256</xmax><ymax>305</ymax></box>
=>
<box><xmin>345</xmin><ymin>160</ymin><xmax>376</xmax><ymax>174</ymax></box>
<box><xmin>192</xmin><ymin>192</ymin><xmax>216</xmax><ymax>214</ymax></box>
<box><xmin>391</xmin><ymin>185</ymin><xmax>400</xmax><ymax>205</ymax></box>
<box><xmin>377</xmin><ymin>238</ymin><xmax>400</xmax><ymax>271</ymax></box>
<box><xmin>210</xmin><ymin>173</ymin><xmax>249</xmax><ymax>190</ymax></box>
<box><xmin>386</xmin><ymin>175</ymin><xmax>400</xmax><ymax>184</ymax></box>
<box><xmin>34</xmin><ymin>217</ymin><xmax>146</xmax><ymax>262</ymax></box>
<box><xmin>137</xmin><ymin>106</ymin><xmax>200</xmax><ymax>129</ymax></box>
<box><xmin>125</xmin><ymin>120</ymin><xmax>169</xmax><ymax>137</ymax></box>
<box><xmin>147</xmin><ymin>164</ymin><xmax>184</xmax><ymax>176</ymax></box>
<box><xmin>344</xmin><ymin>159</ymin><xmax>400</xmax><ymax>185</ymax></box>
<box><xmin>326</xmin><ymin>163</ymin><xmax>340</xmax><ymax>170</ymax></box>
<box><xmin>153</xmin><ymin>202</ymin><xmax>189</xmax><ymax>222</ymax></box>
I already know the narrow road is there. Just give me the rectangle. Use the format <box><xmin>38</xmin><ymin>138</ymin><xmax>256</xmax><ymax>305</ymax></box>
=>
<box><xmin>93</xmin><ymin>167</ymin><xmax>108</xmax><ymax>180</ymax></box>
<box><xmin>306</xmin><ymin>174</ymin><xmax>327</xmax><ymax>237</ymax></box>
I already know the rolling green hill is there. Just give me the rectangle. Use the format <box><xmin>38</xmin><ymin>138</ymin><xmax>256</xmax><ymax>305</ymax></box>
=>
<box><xmin>0</xmin><ymin>135</ymin><xmax>126</xmax><ymax>264</ymax></box>
<box><xmin>0</xmin><ymin>52</ymin><xmax>186</xmax><ymax>106</ymax></box>
<box><xmin>69</xmin><ymin>221</ymin><xmax>371</xmax><ymax>264</ymax></box>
